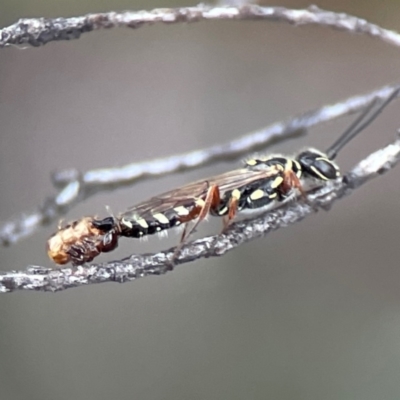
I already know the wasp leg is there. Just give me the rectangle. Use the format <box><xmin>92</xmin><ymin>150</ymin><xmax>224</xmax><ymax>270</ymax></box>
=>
<box><xmin>222</xmin><ymin>194</ymin><xmax>239</xmax><ymax>233</ymax></box>
<box><xmin>282</xmin><ymin>170</ymin><xmax>318</xmax><ymax>211</ymax></box>
<box><xmin>67</xmin><ymin>237</ymin><xmax>98</xmax><ymax>266</ymax></box>
<box><xmin>289</xmin><ymin>171</ymin><xmax>318</xmax><ymax>208</ymax></box>
<box><xmin>282</xmin><ymin>169</ymin><xmax>302</xmax><ymax>196</ymax></box>
<box><xmin>67</xmin><ymin>243</ymin><xmax>90</xmax><ymax>266</ymax></box>
<box><xmin>183</xmin><ymin>184</ymin><xmax>221</xmax><ymax>243</ymax></box>
<box><xmin>169</xmin><ymin>184</ymin><xmax>221</xmax><ymax>268</ymax></box>
<box><xmin>178</xmin><ymin>222</ymin><xmax>190</xmax><ymax>246</ymax></box>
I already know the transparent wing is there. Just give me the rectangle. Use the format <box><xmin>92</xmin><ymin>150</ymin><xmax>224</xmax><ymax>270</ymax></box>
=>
<box><xmin>120</xmin><ymin>166</ymin><xmax>281</xmax><ymax>219</ymax></box>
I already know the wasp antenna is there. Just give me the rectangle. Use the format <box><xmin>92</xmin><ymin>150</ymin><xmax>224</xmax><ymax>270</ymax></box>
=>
<box><xmin>326</xmin><ymin>87</ymin><xmax>400</xmax><ymax>160</ymax></box>
<box><xmin>326</xmin><ymin>97</ymin><xmax>378</xmax><ymax>159</ymax></box>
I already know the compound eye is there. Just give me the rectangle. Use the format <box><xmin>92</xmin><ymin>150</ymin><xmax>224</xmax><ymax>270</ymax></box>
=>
<box><xmin>312</xmin><ymin>158</ymin><xmax>339</xmax><ymax>180</ymax></box>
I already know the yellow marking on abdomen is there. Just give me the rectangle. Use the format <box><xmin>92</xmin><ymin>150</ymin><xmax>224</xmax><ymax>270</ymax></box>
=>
<box><xmin>121</xmin><ymin>218</ymin><xmax>133</xmax><ymax>228</ymax></box>
<box><xmin>174</xmin><ymin>206</ymin><xmax>190</xmax><ymax>216</ymax></box>
<box><xmin>152</xmin><ymin>213</ymin><xmax>170</xmax><ymax>225</ymax></box>
<box><xmin>195</xmin><ymin>199</ymin><xmax>206</xmax><ymax>207</ymax></box>
<box><xmin>135</xmin><ymin>218</ymin><xmax>149</xmax><ymax>229</ymax></box>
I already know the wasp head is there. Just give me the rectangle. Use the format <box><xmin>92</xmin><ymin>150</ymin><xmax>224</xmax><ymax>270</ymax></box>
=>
<box><xmin>296</xmin><ymin>149</ymin><xmax>340</xmax><ymax>181</ymax></box>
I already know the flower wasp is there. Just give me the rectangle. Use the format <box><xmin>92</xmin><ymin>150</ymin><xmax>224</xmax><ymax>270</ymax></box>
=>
<box><xmin>47</xmin><ymin>89</ymin><xmax>398</xmax><ymax>266</ymax></box>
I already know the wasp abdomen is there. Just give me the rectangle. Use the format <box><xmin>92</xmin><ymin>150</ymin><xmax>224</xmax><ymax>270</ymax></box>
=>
<box><xmin>119</xmin><ymin>211</ymin><xmax>184</xmax><ymax>238</ymax></box>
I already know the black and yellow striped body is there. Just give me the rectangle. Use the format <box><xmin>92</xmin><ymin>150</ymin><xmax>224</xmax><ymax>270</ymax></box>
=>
<box><xmin>212</xmin><ymin>172</ymin><xmax>285</xmax><ymax>216</ymax></box>
<box><xmin>119</xmin><ymin>208</ymin><xmax>186</xmax><ymax>238</ymax></box>
<box><xmin>93</xmin><ymin>151</ymin><xmax>340</xmax><ymax>240</ymax></box>
<box><xmin>117</xmin><ymin>172</ymin><xmax>286</xmax><ymax>238</ymax></box>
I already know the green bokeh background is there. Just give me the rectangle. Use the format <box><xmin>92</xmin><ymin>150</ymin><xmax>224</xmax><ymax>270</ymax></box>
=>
<box><xmin>1</xmin><ymin>1</ymin><xmax>400</xmax><ymax>399</ymax></box>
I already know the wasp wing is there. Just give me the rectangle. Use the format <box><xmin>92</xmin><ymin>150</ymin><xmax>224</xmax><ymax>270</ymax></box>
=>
<box><xmin>120</xmin><ymin>166</ymin><xmax>281</xmax><ymax>219</ymax></box>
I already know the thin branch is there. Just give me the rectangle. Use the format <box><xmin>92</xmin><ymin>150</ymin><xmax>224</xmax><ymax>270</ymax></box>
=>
<box><xmin>1</xmin><ymin>134</ymin><xmax>399</xmax><ymax>293</ymax></box>
<box><xmin>1</xmin><ymin>83</ymin><xmax>399</xmax><ymax>247</ymax></box>
<box><xmin>1</xmin><ymin>5</ymin><xmax>400</xmax><ymax>49</ymax></box>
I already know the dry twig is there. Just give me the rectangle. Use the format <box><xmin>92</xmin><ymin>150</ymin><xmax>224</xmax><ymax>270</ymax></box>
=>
<box><xmin>1</xmin><ymin>5</ymin><xmax>400</xmax><ymax>49</ymax></box>
<box><xmin>1</xmin><ymin>134</ymin><xmax>399</xmax><ymax>293</ymax></box>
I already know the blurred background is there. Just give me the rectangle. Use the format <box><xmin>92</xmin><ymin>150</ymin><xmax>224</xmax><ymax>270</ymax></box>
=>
<box><xmin>1</xmin><ymin>0</ymin><xmax>400</xmax><ymax>399</ymax></box>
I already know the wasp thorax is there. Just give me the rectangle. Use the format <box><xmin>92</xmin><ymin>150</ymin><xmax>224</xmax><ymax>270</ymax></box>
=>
<box><xmin>296</xmin><ymin>150</ymin><xmax>340</xmax><ymax>181</ymax></box>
